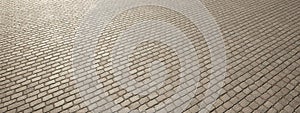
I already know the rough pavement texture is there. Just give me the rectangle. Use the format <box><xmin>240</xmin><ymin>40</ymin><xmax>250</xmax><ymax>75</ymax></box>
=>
<box><xmin>0</xmin><ymin>0</ymin><xmax>300</xmax><ymax>113</ymax></box>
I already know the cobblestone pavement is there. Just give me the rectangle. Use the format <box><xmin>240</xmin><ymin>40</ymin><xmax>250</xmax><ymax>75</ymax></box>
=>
<box><xmin>1</xmin><ymin>0</ymin><xmax>300</xmax><ymax>113</ymax></box>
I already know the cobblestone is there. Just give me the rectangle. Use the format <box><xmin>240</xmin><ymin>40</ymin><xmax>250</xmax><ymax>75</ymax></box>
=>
<box><xmin>0</xmin><ymin>0</ymin><xmax>299</xmax><ymax>112</ymax></box>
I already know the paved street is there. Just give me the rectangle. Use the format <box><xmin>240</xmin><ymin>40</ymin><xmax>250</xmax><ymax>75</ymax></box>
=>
<box><xmin>0</xmin><ymin>0</ymin><xmax>300</xmax><ymax>112</ymax></box>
